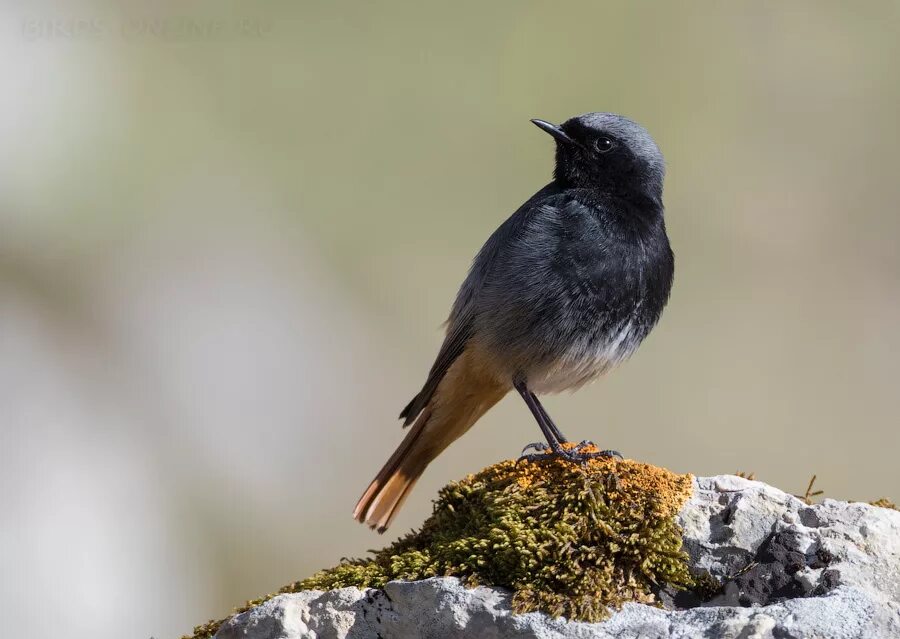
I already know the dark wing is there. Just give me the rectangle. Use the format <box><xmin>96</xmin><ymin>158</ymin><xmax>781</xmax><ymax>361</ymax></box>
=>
<box><xmin>398</xmin><ymin>308</ymin><xmax>474</xmax><ymax>425</ymax></box>
<box><xmin>398</xmin><ymin>184</ymin><xmax>564</xmax><ymax>426</ymax></box>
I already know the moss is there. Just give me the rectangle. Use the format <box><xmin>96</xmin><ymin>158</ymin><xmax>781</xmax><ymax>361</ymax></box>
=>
<box><xmin>185</xmin><ymin>445</ymin><xmax>695</xmax><ymax>638</ymax></box>
<box><xmin>690</xmin><ymin>568</ymin><xmax>724</xmax><ymax>600</ymax></box>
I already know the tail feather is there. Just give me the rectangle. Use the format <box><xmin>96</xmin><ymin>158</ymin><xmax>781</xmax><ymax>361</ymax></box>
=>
<box><xmin>354</xmin><ymin>346</ymin><xmax>506</xmax><ymax>532</ymax></box>
<box><xmin>398</xmin><ymin>392</ymin><xmax>421</xmax><ymax>424</ymax></box>
<box><xmin>353</xmin><ymin>407</ymin><xmax>433</xmax><ymax>532</ymax></box>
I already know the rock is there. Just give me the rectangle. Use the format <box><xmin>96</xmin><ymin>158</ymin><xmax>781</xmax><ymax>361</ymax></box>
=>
<box><xmin>212</xmin><ymin>476</ymin><xmax>900</xmax><ymax>639</ymax></box>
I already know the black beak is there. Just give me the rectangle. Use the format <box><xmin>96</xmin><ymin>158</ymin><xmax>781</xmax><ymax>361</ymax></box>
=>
<box><xmin>531</xmin><ymin>119</ymin><xmax>581</xmax><ymax>148</ymax></box>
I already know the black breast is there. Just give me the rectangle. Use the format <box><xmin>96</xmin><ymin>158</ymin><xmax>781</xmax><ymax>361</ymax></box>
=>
<box><xmin>475</xmin><ymin>192</ymin><xmax>673</xmax><ymax>366</ymax></box>
<box><xmin>547</xmin><ymin>195</ymin><xmax>673</xmax><ymax>345</ymax></box>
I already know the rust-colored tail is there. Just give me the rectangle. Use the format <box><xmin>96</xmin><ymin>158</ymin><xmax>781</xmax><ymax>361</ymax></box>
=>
<box><xmin>353</xmin><ymin>348</ymin><xmax>506</xmax><ymax>532</ymax></box>
<box><xmin>352</xmin><ymin>406</ymin><xmax>435</xmax><ymax>533</ymax></box>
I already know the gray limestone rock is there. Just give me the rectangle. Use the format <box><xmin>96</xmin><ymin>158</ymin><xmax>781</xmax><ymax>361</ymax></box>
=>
<box><xmin>213</xmin><ymin>476</ymin><xmax>900</xmax><ymax>639</ymax></box>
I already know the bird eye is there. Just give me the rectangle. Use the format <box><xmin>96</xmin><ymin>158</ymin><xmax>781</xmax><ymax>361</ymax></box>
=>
<box><xmin>594</xmin><ymin>136</ymin><xmax>614</xmax><ymax>153</ymax></box>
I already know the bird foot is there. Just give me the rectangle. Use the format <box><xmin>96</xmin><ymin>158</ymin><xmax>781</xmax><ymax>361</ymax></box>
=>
<box><xmin>517</xmin><ymin>440</ymin><xmax>623</xmax><ymax>464</ymax></box>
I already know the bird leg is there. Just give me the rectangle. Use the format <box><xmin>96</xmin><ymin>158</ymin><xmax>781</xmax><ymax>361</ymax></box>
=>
<box><xmin>531</xmin><ymin>392</ymin><xmax>567</xmax><ymax>442</ymax></box>
<box><xmin>514</xmin><ymin>380</ymin><xmax>569</xmax><ymax>460</ymax></box>
<box><xmin>518</xmin><ymin>392</ymin><xmax>569</xmax><ymax>456</ymax></box>
<box><xmin>514</xmin><ymin>380</ymin><xmax>621</xmax><ymax>463</ymax></box>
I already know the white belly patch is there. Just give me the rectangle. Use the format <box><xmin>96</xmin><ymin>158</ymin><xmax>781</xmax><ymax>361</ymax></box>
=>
<box><xmin>528</xmin><ymin>320</ymin><xmax>641</xmax><ymax>394</ymax></box>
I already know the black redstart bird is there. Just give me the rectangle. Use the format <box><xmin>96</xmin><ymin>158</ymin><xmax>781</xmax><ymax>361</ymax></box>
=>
<box><xmin>354</xmin><ymin>113</ymin><xmax>674</xmax><ymax>532</ymax></box>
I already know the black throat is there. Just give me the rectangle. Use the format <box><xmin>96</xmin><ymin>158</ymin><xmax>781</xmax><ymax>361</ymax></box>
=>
<box><xmin>559</xmin><ymin>181</ymin><xmax>665</xmax><ymax>232</ymax></box>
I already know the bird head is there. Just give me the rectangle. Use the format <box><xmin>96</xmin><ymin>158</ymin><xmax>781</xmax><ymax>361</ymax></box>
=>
<box><xmin>532</xmin><ymin>113</ymin><xmax>665</xmax><ymax>200</ymax></box>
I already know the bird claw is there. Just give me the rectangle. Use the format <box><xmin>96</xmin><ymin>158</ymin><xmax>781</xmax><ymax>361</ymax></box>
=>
<box><xmin>517</xmin><ymin>451</ymin><xmax>559</xmax><ymax>464</ymax></box>
<box><xmin>572</xmin><ymin>440</ymin><xmax>623</xmax><ymax>460</ymax></box>
<box><xmin>517</xmin><ymin>441</ymin><xmax>552</xmax><ymax>464</ymax></box>
<box><xmin>557</xmin><ymin>448</ymin><xmax>623</xmax><ymax>464</ymax></box>
<box><xmin>521</xmin><ymin>441</ymin><xmax>549</xmax><ymax>455</ymax></box>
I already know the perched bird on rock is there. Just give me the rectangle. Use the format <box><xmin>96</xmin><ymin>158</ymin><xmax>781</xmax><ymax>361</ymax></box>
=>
<box><xmin>354</xmin><ymin>113</ymin><xmax>674</xmax><ymax>532</ymax></box>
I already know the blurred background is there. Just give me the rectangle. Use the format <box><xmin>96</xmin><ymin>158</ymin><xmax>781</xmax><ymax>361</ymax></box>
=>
<box><xmin>2</xmin><ymin>1</ymin><xmax>899</xmax><ymax>637</ymax></box>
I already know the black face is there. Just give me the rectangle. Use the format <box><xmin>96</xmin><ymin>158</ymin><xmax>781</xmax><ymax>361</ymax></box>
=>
<box><xmin>532</xmin><ymin>113</ymin><xmax>665</xmax><ymax>200</ymax></box>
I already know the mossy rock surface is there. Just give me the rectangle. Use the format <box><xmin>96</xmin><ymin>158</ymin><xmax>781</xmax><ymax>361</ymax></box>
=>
<box><xmin>187</xmin><ymin>446</ymin><xmax>694</xmax><ymax>639</ymax></box>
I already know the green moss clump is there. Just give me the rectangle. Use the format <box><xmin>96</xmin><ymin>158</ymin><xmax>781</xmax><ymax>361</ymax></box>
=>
<box><xmin>186</xmin><ymin>447</ymin><xmax>694</xmax><ymax>638</ymax></box>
